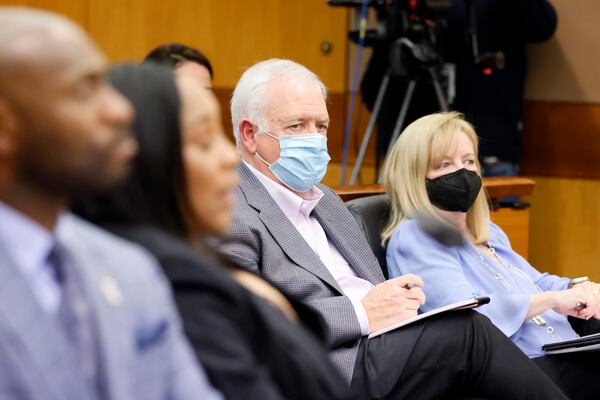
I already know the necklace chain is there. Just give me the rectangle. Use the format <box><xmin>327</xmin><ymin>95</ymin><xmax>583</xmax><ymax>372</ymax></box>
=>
<box><xmin>478</xmin><ymin>242</ymin><xmax>560</xmax><ymax>337</ymax></box>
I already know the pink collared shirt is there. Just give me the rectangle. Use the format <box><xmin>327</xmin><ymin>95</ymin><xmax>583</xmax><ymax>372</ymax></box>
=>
<box><xmin>245</xmin><ymin>162</ymin><xmax>373</xmax><ymax>335</ymax></box>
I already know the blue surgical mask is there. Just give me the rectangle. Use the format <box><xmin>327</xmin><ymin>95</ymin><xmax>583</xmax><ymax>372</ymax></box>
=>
<box><xmin>256</xmin><ymin>130</ymin><xmax>331</xmax><ymax>192</ymax></box>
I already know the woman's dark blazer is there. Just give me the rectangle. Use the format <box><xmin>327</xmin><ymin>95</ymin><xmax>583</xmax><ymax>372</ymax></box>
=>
<box><xmin>105</xmin><ymin>224</ymin><xmax>351</xmax><ymax>400</ymax></box>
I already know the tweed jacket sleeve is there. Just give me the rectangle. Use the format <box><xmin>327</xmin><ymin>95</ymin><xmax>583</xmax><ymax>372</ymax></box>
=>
<box><xmin>213</xmin><ymin>198</ymin><xmax>364</xmax><ymax>349</ymax></box>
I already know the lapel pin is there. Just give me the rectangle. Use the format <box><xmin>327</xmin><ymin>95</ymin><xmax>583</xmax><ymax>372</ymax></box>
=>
<box><xmin>99</xmin><ymin>274</ymin><xmax>123</xmax><ymax>306</ymax></box>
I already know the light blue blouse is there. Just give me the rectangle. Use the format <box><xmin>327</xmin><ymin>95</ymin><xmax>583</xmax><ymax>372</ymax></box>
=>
<box><xmin>386</xmin><ymin>219</ymin><xmax>578</xmax><ymax>357</ymax></box>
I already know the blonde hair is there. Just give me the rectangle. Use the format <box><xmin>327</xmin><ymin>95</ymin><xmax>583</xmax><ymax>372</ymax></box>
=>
<box><xmin>381</xmin><ymin>112</ymin><xmax>490</xmax><ymax>244</ymax></box>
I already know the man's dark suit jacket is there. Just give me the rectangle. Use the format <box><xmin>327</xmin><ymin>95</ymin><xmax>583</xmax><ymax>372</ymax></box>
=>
<box><xmin>105</xmin><ymin>224</ymin><xmax>350</xmax><ymax>400</ymax></box>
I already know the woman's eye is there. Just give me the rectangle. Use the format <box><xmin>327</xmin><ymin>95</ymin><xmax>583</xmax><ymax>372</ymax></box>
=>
<box><xmin>189</xmin><ymin>128</ymin><xmax>215</xmax><ymax>151</ymax></box>
<box><xmin>465</xmin><ymin>159</ymin><xmax>475</xmax><ymax>165</ymax></box>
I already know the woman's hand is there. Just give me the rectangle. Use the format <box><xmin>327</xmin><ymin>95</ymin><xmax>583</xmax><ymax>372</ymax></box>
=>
<box><xmin>551</xmin><ymin>285</ymin><xmax>598</xmax><ymax>319</ymax></box>
<box><xmin>571</xmin><ymin>281</ymin><xmax>600</xmax><ymax>320</ymax></box>
<box><xmin>527</xmin><ymin>286</ymin><xmax>599</xmax><ymax>320</ymax></box>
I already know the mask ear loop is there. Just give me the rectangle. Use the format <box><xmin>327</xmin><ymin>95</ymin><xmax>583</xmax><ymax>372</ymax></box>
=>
<box><xmin>253</xmin><ymin>143</ymin><xmax>299</xmax><ymax>193</ymax></box>
<box><xmin>252</xmin><ymin>121</ymin><xmax>278</xmax><ymax>141</ymax></box>
<box><xmin>253</xmin><ymin>124</ymin><xmax>279</xmax><ymax>167</ymax></box>
<box><xmin>255</xmin><ymin>151</ymin><xmax>272</xmax><ymax>167</ymax></box>
<box><xmin>260</xmin><ymin>129</ymin><xmax>279</xmax><ymax>141</ymax></box>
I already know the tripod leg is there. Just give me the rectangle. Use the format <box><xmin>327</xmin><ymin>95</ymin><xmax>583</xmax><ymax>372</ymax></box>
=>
<box><xmin>429</xmin><ymin>67</ymin><xmax>449</xmax><ymax>111</ymax></box>
<box><xmin>349</xmin><ymin>73</ymin><xmax>391</xmax><ymax>185</ymax></box>
<box><xmin>377</xmin><ymin>79</ymin><xmax>417</xmax><ymax>184</ymax></box>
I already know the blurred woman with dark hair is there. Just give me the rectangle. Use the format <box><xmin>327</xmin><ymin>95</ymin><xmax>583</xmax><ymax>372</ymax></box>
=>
<box><xmin>75</xmin><ymin>63</ymin><xmax>349</xmax><ymax>400</ymax></box>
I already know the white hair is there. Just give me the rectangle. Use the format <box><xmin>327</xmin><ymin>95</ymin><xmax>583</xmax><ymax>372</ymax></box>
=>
<box><xmin>230</xmin><ymin>58</ymin><xmax>327</xmax><ymax>146</ymax></box>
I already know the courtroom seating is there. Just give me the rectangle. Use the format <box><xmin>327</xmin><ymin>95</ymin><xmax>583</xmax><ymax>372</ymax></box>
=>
<box><xmin>345</xmin><ymin>194</ymin><xmax>390</xmax><ymax>278</ymax></box>
<box><xmin>339</xmin><ymin>177</ymin><xmax>535</xmax><ymax>261</ymax></box>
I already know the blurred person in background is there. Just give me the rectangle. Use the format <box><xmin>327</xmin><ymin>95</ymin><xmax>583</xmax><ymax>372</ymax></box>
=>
<box><xmin>0</xmin><ymin>7</ymin><xmax>220</xmax><ymax>400</ymax></box>
<box><xmin>362</xmin><ymin>0</ymin><xmax>557</xmax><ymax>178</ymax></box>
<box><xmin>145</xmin><ymin>42</ymin><xmax>213</xmax><ymax>89</ymax></box>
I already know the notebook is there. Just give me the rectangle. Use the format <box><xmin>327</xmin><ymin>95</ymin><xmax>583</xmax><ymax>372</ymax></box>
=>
<box><xmin>542</xmin><ymin>332</ymin><xmax>600</xmax><ymax>355</ymax></box>
<box><xmin>368</xmin><ymin>296</ymin><xmax>490</xmax><ymax>339</ymax></box>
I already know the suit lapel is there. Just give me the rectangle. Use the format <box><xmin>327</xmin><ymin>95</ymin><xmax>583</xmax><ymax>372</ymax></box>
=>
<box><xmin>0</xmin><ymin>242</ymin><xmax>91</xmax><ymax>400</ymax></box>
<box><xmin>60</xmin><ymin>218</ymin><xmax>133</xmax><ymax>400</ymax></box>
<box><xmin>238</xmin><ymin>164</ymin><xmax>343</xmax><ymax>293</ymax></box>
<box><xmin>313</xmin><ymin>189</ymin><xmax>385</xmax><ymax>284</ymax></box>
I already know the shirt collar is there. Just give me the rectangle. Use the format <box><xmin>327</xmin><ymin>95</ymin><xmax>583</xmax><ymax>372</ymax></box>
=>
<box><xmin>244</xmin><ymin>161</ymin><xmax>323</xmax><ymax>222</ymax></box>
<box><xmin>0</xmin><ymin>201</ymin><xmax>65</xmax><ymax>279</ymax></box>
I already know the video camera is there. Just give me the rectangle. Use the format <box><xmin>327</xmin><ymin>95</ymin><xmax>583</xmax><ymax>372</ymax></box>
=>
<box><xmin>329</xmin><ymin>0</ymin><xmax>505</xmax><ymax>78</ymax></box>
<box><xmin>329</xmin><ymin>0</ymin><xmax>452</xmax><ymax>80</ymax></box>
<box><xmin>329</xmin><ymin>0</ymin><xmax>505</xmax><ymax>184</ymax></box>
<box><xmin>329</xmin><ymin>0</ymin><xmax>455</xmax><ymax>184</ymax></box>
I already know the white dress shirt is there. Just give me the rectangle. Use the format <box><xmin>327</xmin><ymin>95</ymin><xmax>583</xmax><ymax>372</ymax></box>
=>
<box><xmin>245</xmin><ymin>162</ymin><xmax>374</xmax><ymax>334</ymax></box>
<box><xmin>0</xmin><ymin>201</ymin><xmax>62</xmax><ymax>313</ymax></box>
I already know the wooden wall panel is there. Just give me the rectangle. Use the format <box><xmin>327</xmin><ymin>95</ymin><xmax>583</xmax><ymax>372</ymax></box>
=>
<box><xmin>9</xmin><ymin>0</ymin><xmax>353</xmax><ymax>163</ymax></box>
<box><xmin>4</xmin><ymin>1</ymin><xmax>349</xmax><ymax>91</ymax></box>
<box><xmin>526</xmin><ymin>0</ymin><xmax>600</xmax><ymax>103</ymax></box>
<box><xmin>87</xmin><ymin>0</ymin><xmax>349</xmax><ymax>91</ymax></box>
<box><xmin>4</xmin><ymin>0</ymin><xmax>360</xmax><ymax>184</ymax></box>
<box><xmin>521</xmin><ymin>101</ymin><xmax>600</xmax><ymax>179</ymax></box>
<box><xmin>491</xmin><ymin>208</ymin><xmax>529</xmax><ymax>259</ymax></box>
<box><xmin>0</xmin><ymin>0</ymin><xmax>86</xmax><ymax>24</ymax></box>
<box><xmin>327</xmin><ymin>94</ymin><xmax>377</xmax><ymax>163</ymax></box>
<box><xmin>525</xmin><ymin>176</ymin><xmax>600</xmax><ymax>282</ymax></box>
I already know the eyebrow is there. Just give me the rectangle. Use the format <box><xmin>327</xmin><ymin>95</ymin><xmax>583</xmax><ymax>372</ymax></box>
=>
<box><xmin>281</xmin><ymin>116</ymin><xmax>330</xmax><ymax>125</ymax></box>
<box><xmin>433</xmin><ymin>152</ymin><xmax>475</xmax><ymax>164</ymax></box>
<box><xmin>439</xmin><ymin>152</ymin><xmax>475</xmax><ymax>158</ymax></box>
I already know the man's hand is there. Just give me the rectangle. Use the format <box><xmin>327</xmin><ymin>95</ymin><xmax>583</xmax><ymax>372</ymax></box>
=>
<box><xmin>362</xmin><ymin>274</ymin><xmax>426</xmax><ymax>333</ymax></box>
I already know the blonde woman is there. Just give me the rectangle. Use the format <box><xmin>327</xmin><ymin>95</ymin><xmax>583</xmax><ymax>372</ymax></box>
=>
<box><xmin>383</xmin><ymin>112</ymin><xmax>600</xmax><ymax>400</ymax></box>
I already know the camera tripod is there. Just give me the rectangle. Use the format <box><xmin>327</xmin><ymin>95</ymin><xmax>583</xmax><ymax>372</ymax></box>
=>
<box><xmin>349</xmin><ymin>61</ymin><xmax>451</xmax><ymax>185</ymax></box>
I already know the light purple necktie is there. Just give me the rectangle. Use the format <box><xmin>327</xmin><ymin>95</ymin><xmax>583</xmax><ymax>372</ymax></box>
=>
<box><xmin>48</xmin><ymin>243</ymin><xmax>101</xmax><ymax>399</ymax></box>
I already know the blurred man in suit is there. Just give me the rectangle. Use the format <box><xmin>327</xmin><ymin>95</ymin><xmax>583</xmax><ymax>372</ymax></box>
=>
<box><xmin>0</xmin><ymin>7</ymin><xmax>221</xmax><ymax>400</ymax></box>
<box><xmin>211</xmin><ymin>58</ymin><xmax>568</xmax><ymax>399</ymax></box>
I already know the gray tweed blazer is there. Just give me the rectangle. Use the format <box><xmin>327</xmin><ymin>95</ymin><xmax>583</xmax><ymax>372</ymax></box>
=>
<box><xmin>212</xmin><ymin>163</ymin><xmax>386</xmax><ymax>383</ymax></box>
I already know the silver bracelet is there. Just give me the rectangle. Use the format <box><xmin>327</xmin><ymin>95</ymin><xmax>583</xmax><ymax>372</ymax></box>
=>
<box><xmin>569</xmin><ymin>276</ymin><xmax>590</xmax><ymax>288</ymax></box>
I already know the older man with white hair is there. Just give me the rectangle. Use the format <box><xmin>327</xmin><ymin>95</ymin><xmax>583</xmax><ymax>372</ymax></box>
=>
<box><xmin>212</xmin><ymin>58</ymin><xmax>569</xmax><ymax>399</ymax></box>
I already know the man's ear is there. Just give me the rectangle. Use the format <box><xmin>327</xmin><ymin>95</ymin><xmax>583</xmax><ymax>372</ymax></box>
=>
<box><xmin>0</xmin><ymin>98</ymin><xmax>19</xmax><ymax>159</ymax></box>
<box><xmin>239</xmin><ymin>119</ymin><xmax>258</xmax><ymax>154</ymax></box>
